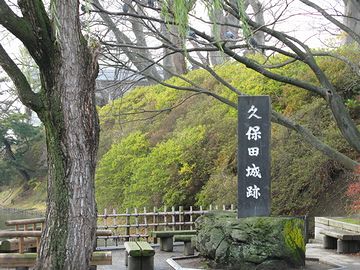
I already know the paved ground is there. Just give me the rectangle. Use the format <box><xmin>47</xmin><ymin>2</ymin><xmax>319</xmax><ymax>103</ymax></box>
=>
<box><xmin>98</xmin><ymin>244</ymin><xmax>184</xmax><ymax>270</ymax></box>
<box><xmin>97</xmin><ymin>243</ymin><xmax>360</xmax><ymax>270</ymax></box>
<box><xmin>306</xmin><ymin>243</ymin><xmax>360</xmax><ymax>270</ymax></box>
<box><xmin>1</xmin><ymin>243</ymin><xmax>359</xmax><ymax>269</ymax></box>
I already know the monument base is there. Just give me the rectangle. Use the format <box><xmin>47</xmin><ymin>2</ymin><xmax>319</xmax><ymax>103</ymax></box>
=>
<box><xmin>194</xmin><ymin>212</ymin><xmax>305</xmax><ymax>270</ymax></box>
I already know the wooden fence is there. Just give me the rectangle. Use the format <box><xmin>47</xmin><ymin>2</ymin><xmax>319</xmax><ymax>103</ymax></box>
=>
<box><xmin>1</xmin><ymin>206</ymin><xmax>309</xmax><ymax>249</ymax></box>
<box><xmin>96</xmin><ymin>205</ymin><xmax>236</xmax><ymax>247</ymax></box>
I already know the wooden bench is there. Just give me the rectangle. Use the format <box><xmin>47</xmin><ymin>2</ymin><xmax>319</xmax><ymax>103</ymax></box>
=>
<box><xmin>150</xmin><ymin>230</ymin><xmax>196</xmax><ymax>252</ymax></box>
<box><xmin>0</xmin><ymin>251</ymin><xmax>112</xmax><ymax>268</ymax></box>
<box><xmin>320</xmin><ymin>229</ymin><xmax>360</xmax><ymax>253</ymax></box>
<box><xmin>174</xmin><ymin>235</ymin><xmax>195</xmax><ymax>255</ymax></box>
<box><xmin>124</xmin><ymin>241</ymin><xmax>155</xmax><ymax>270</ymax></box>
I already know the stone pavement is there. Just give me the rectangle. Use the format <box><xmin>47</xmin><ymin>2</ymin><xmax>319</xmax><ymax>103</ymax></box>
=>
<box><xmin>98</xmin><ymin>244</ymin><xmax>184</xmax><ymax>270</ymax></box>
<box><xmin>306</xmin><ymin>243</ymin><xmax>360</xmax><ymax>270</ymax></box>
<box><xmin>97</xmin><ymin>243</ymin><xmax>360</xmax><ymax>270</ymax></box>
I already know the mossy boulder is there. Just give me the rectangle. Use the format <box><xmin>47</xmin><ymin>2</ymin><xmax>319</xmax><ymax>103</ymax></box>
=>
<box><xmin>194</xmin><ymin>211</ymin><xmax>305</xmax><ymax>269</ymax></box>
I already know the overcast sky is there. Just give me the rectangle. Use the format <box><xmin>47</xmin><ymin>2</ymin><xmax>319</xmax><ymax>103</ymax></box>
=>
<box><xmin>0</xmin><ymin>0</ymin><xmax>347</xmax><ymax>113</ymax></box>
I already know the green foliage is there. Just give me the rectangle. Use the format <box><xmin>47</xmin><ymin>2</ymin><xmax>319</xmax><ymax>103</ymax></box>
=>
<box><xmin>161</xmin><ymin>0</ymin><xmax>250</xmax><ymax>40</ymax></box>
<box><xmin>283</xmin><ymin>219</ymin><xmax>305</xmax><ymax>266</ymax></box>
<box><xmin>126</xmin><ymin>126</ymin><xmax>204</xmax><ymax>207</ymax></box>
<box><xmin>96</xmin><ymin>47</ymin><xmax>358</xmax><ymax>214</ymax></box>
<box><xmin>98</xmin><ymin>83</ymin><xmax>186</xmax><ymax>157</ymax></box>
<box><xmin>196</xmin><ymin>173</ymin><xmax>237</xmax><ymax>206</ymax></box>
<box><xmin>95</xmin><ymin>132</ymin><xmax>150</xmax><ymax>209</ymax></box>
<box><xmin>345</xmin><ymin>98</ymin><xmax>360</xmax><ymax>119</ymax></box>
<box><xmin>0</xmin><ymin>49</ymin><xmax>47</xmax><ymax>186</ymax></box>
<box><xmin>0</xmin><ymin>113</ymin><xmax>39</xmax><ymax>144</ymax></box>
<box><xmin>0</xmin><ymin>161</ymin><xmax>18</xmax><ymax>186</ymax></box>
<box><xmin>346</xmin><ymin>99</ymin><xmax>360</xmax><ymax>109</ymax></box>
<box><xmin>271</xmin><ymin>100</ymin><xmax>352</xmax><ymax>215</ymax></box>
<box><xmin>161</xmin><ymin>0</ymin><xmax>196</xmax><ymax>39</ymax></box>
<box><xmin>0</xmin><ymin>113</ymin><xmax>43</xmax><ymax>185</ymax></box>
<box><xmin>323</xmin><ymin>46</ymin><xmax>360</xmax><ymax>101</ymax></box>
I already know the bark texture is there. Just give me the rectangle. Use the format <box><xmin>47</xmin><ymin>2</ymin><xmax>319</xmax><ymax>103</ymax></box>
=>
<box><xmin>344</xmin><ymin>0</ymin><xmax>360</xmax><ymax>44</ymax></box>
<box><xmin>0</xmin><ymin>0</ymin><xmax>99</xmax><ymax>269</ymax></box>
<box><xmin>34</xmin><ymin>2</ymin><xmax>99</xmax><ymax>269</ymax></box>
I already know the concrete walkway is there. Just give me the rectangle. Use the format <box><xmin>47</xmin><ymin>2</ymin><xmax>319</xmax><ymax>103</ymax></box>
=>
<box><xmin>306</xmin><ymin>243</ymin><xmax>360</xmax><ymax>270</ymax></box>
<box><xmin>98</xmin><ymin>243</ymin><xmax>360</xmax><ymax>270</ymax></box>
<box><xmin>98</xmin><ymin>245</ymin><xmax>184</xmax><ymax>270</ymax></box>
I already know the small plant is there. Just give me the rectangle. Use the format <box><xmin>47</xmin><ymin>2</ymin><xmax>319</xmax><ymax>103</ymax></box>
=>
<box><xmin>345</xmin><ymin>98</ymin><xmax>360</xmax><ymax>110</ymax></box>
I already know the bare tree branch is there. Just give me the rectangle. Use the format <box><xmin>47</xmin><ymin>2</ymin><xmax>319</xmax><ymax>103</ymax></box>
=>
<box><xmin>300</xmin><ymin>0</ymin><xmax>360</xmax><ymax>45</ymax></box>
<box><xmin>0</xmin><ymin>44</ymin><xmax>42</xmax><ymax>112</ymax></box>
<box><xmin>186</xmin><ymin>49</ymin><xmax>358</xmax><ymax>170</ymax></box>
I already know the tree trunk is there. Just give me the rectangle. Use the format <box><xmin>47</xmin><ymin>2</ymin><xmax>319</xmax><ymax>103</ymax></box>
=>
<box><xmin>209</xmin><ymin>7</ymin><xmax>226</xmax><ymax>66</ymax></box>
<box><xmin>209</xmin><ymin>0</ymin><xmax>265</xmax><ymax>64</ymax></box>
<box><xmin>343</xmin><ymin>0</ymin><xmax>360</xmax><ymax>44</ymax></box>
<box><xmin>170</xmin><ymin>25</ymin><xmax>187</xmax><ymax>75</ymax></box>
<box><xmin>0</xmin><ymin>0</ymin><xmax>99</xmax><ymax>267</ymax></box>
<box><xmin>93</xmin><ymin>0</ymin><xmax>162</xmax><ymax>82</ymax></box>
<box><xmin>329</xmin><ymin>92</ymin><xmax>360</xmax><ymax>153</ymax></box>
<box><xmin>34</xmin><ymin>2</ymin><xmax>99</xmax><ymax>270</ymax></box>
<box><xmin>161</xmin><ymin>0</ymin><xmax>187</xmax><ymax>77</ymax></box>
<box><xmin>162</xmin><ymin>21</ymin><xmax>175</xmax><ymax>79</ymax></box>
<box><xmin>249</xmin><ymin>0</ymin><xmax>265</xmax><ymax>45</ymax></box>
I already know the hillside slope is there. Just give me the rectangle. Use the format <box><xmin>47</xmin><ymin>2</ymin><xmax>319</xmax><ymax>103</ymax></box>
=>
<box><xmin>96</xmin><ymin>55</ymin><xmax>359</xmax><ymax>215</ymax></box>
<box><xmin>1</xmin><ymin>51</ymin><xmax>358</xmax><ymax>216</ymax></box>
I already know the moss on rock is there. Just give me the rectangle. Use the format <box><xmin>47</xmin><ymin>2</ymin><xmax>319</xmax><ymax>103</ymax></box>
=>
<box><xmin>194</xmin><ymin>211</ymin><xmax>305</xmax><ymax>269</ymax></box>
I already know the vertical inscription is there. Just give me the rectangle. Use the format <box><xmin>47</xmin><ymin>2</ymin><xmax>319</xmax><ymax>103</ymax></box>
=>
<box><xmin>238</xmin><ymin>96</ymin><xmax>271</xmax><ymax>218</ymax></box>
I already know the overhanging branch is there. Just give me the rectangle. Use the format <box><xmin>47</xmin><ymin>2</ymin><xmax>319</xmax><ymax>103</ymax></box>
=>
<box><xmin>300</xmin><ymin>0</ymin><xmax>360</xmax><ymax>45</ymax></box>
<box><xmin>17</xmin><ymin>0</ymin><xmax>54</xmax><ymax>68</ymax></box>
<box><xmin>0</xmin><ymin>0</ymin><xmax>37</xmax><ymax>53</ymax></box>
<box><xmin>0</xmin><ymin>44</ymin><xmax>43</xmax><ymax>112</ymax></box>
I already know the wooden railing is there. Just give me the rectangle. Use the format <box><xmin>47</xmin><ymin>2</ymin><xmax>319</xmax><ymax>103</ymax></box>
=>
<box><xmin>5</xmin><ymin>217</ymin><xmax>45</xmax><ymax>231</ymax></box>
<box><xmin>97</xmin><ymin>205</ymin><xmax>236</xmax><ymax>247</ymax></box>
<box><xmin>1</xmin><ymin>205</ymin><xmax>236</xmax><ymax>248</ymax></box>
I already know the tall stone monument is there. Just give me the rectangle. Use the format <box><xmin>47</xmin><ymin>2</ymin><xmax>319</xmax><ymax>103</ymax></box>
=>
<box><xmin>238</xmin><ymin>96</ymin><xmax>271</xmax><ymax>218</ymax></box>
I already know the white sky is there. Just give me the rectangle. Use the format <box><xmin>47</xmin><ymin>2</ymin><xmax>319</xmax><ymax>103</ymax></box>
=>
<box><xmin>0</xmin><ymin>0</ymin><xmax>348</xmax><ymax>113</ymax></box>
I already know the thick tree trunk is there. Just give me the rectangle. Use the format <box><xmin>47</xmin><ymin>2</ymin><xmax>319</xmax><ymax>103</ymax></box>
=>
<box><xmin>34</xmin><ymin>2</ymin><xmax>99</xmax><ymax>270</ymax></box>
<box><xmin>0</xmin><ymin>0</ymin><xmax>99</xmax><ymax>267</ymax></box>
<box><xmin>343</xmin><ymin>0</ymin><xmax>360</xmax><ymax>44</ymax></box>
